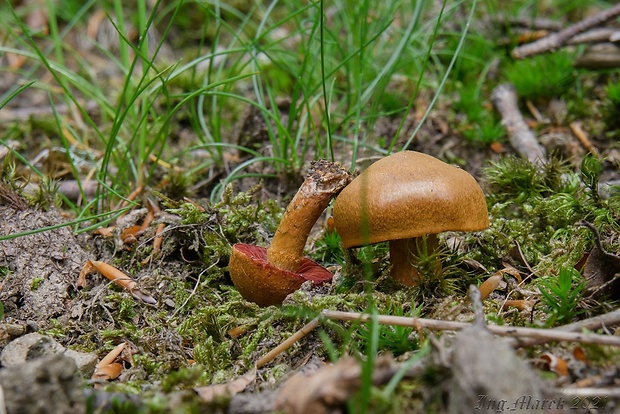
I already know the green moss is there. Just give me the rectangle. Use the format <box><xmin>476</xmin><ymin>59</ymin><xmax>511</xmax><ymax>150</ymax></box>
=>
<box><xmin>160</xmin><ymin>365</ymin><xmax>207</xmax><ymax>392</ymax></box>
<box><xmin>30</xmin><ymin>276</ymin><xmax>44</xmax><ymax>290</ymax></box>
<box><xmin>477</xmin><ymin>155</ymin><xmax>619</xmax><ymax>273</ymax></box>
<box><xmin>133</xmin><ymin>353</ymin><xmax>164</xmax><ymax>377</ymax></box>
<box><xmin>216</xmin><ymin>184</ymin><xmax>281</xmax><ymax>244</ymax></box>
<box><xmin>192</xmin><ymin>337</ymin><xmax>233</xmax><ymax>376</ymax></box>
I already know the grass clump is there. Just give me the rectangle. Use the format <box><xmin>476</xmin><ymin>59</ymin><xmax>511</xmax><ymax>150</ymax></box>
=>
<box><xmin>504</xmin><ymin>52</ymin><xmax>575</xmax><ymax>101</ymax></box>
<box><xmin>603</xmin><ymin>79</ymin><xmax>620</xmax><ymax>131</ymax></box>
<box><xmin>454</xmin><ymin>82</ymin><xmax>505</xmax><ymax>146</ymax></box>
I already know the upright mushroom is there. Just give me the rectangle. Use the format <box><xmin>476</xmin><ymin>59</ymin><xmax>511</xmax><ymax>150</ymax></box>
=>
<box><xmin>229</xmin><ymin>160</ymin><xmax>350</xmax><ymax>306</ymax></box>
<box><xmin>332</xmin><ymin>151</ymin><xmax>489</xmax><ymax>286</ymax></box>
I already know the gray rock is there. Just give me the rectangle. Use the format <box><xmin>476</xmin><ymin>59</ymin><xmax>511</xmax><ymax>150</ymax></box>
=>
<box><xmin>0</xmin><ymin>353</ymin><xmax>85</xmax><ymax>414</ymax></box>
<box><xmin>449</xmin><ymin>326</ymin><xmax>563</xmax><ymax>414</ymax></box>
<box><xmin>1</xmin><ymin>333</ymin><xmax>97</xmax><ymax>377</ymax></box>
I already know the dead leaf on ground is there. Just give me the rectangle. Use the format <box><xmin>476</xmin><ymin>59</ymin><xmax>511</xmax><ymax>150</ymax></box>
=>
<box><xmin>78</xmin><ymin>260</ymin><xmax>156</xmax><ymax>305</ymax></box>
<box><xmin>194</xmin><ymin>367</ymin><xmax>256</xmax><ymax>402</ymax></box>
<box><xmin>92</xmin><ymin>342</ymin><xmax>127</xmax><ymax>386</ymax></box>
<box><xmin>540</xmin><ymin>352</ymin><xmax>570</xmax><ymax>377</ymax></box>
<box><xmin>92</xmin><ymin>362</ymin><xmax>123</xmax><ymax>383</ymax></box>
<box><xmin>502</xmin><ymin>299</ymin><xmax>535</xmax><ymax>312</ymax></box>
<box><xmin>93</xmin><ymin>226</ymin><xmax>115</xmax><ymax>238</ymax></box>
<box><xmin>581</xmin><ymin>221</ymin><xmax>620</xmax><ymax>300</ymax></box>
<box><xmin>121</xmin><ymin>224</ymin><xmax>142</xmax><ymax>247</ymax></box>
<box><xmin>479</xmin><ymin>274</ymin><xmax>503</xmax><ymax>300</ymax></box>
<box><xmin>274</xmin><ymin>355</ymin><xmax>408</xmax><ymax>414</ymax></box>
<box><xmin>275</xmin><ymin>357</ymin><xmax>361</xmax><ymax>414</ymax></box>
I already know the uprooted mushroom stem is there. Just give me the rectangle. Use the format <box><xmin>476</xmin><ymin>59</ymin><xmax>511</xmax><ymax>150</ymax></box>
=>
<box><xmin>266</xmin><ymin>160</ymin><xmax>350</xmax><ymax>272</ymax></box>
<box><xmin>389</xmin><ymin>234</ymin><xmax>440</xmax><ymax>286</ymax></box>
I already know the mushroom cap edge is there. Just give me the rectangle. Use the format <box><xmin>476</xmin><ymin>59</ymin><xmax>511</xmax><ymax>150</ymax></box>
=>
<box><xmin>332</xmin><ymin>151</ymin><xmax>489</xmax><ymax>248</ymax></box>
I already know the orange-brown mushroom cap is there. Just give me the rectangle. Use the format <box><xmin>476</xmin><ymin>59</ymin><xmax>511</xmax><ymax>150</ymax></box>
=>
<box><xmin>229</xmin><ymin>243</ymin><xmax>333</xmax><ymax>307</ymax></box>
<box><xmin>332</xmin><ymin>151</ymin><xmax>489</xmax><ymax>248</ymax></box>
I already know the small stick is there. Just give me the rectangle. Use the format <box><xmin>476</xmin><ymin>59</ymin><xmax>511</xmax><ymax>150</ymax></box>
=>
<box><xmin>320</xmin><ymin>310</ymin><xmax>620</xmax><ymax>346</ymax></box>
<box><xmin>575</xmin><ymin>43</ymin><xmax>620</xmax><ymax>69</ymax></box>
<box><xmin>569</xmin><ymin>121</ymin><xmax>599</xmax><ymax>156</ymax></box>
<box><xmin>491</xmin><ymin>84</ymin><xmax>547</xmax><ymax>166</ymax></box>
<box><xmin>503</xmin><ymin>16</ymin><xmax>562</xmax><ymax>31</ymax></box>
<box><xmin>567</xmin><ymin>28</ymin><xmax>620</xmax><ymax>45</ymax></box>
<box><xmin>256</xmin><ymin>317</ymin><xmax>321</xmax><ymax>368</ymax></box>
<box><xmin>512</xmin><ymin>4</ymin><xmax>620</xmax><ymax>58</ymax></box>
<box><xmin>516</xmin><ymin>308</ymin><xmax>620</xmax><ymax>348</ymax></box>
<box><xmin>561</xmin><ymin>387</ymin><xmax>620</xmax><ymax>398</ymax></box>
<box><xmin>256</xmin><ymin>307</ymin><xmax>620</xmax><ymax>367</ymax></box>
<box><xmin>468</xmin><ymin>285</ymin><xmax>485</xmax><ymax>327</ymax></box>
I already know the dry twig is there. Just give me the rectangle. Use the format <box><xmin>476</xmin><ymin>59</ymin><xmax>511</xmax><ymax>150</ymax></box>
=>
<box><xmin>491</xmin><ymin>84</ymin><xmax>547</xmax><ymax>165</ymax></box>
<box><xmin>569</xmin><ymin>121</ymin><xmax>599</xmax><ymax>156</ymax></box>
<box><xmin>256</xmin><ymin>317</ymin><xmax>321</xmax><ymax>368</ymax></box>
<box><xmin>256</xmin><ymin>308</ymin><xmax>620</xmax><ymax>368</ymax></box>
<box><xmin>320</xmin><ymin>310</ymin><xmax>620</xmax><ymax>346</ymax></box>
<box><xmin>512</xmin><ymin>4</ymin><xmax>620</xmax><ymax>58</ymax></box>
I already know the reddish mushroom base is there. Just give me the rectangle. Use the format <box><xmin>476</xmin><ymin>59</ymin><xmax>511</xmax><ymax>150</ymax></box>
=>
<box><xmin>229</xmin><ymin>243</ymin><xmax>333</xmax><ymax>307</ymax></box>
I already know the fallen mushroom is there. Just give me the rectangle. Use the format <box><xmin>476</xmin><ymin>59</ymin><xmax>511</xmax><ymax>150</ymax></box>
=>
<box><xmin>332</xmin><ymin>151</ymin><xmax>489</xmax><ymax>286</ymax></box>
<box><xmin>228</xmin><ymin>160</ymin><xmax>350</xmax><ymax>306</ymax></box>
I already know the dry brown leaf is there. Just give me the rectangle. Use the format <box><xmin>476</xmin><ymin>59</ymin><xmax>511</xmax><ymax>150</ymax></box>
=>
<box><xmin>121</xmin><ymin>224</ymin><xmax>142</xmax><ymax>247</ymax></box>
<box><xmin>275</xmin><ymin>357</ymin><xmax>361</xmax><ymax>414</ymax></box>
<box><xmin>152</xmin><ymin>223</ymin><xmax>166</xmax><ymax>253</ymax></box>
<box><xmin>92</xmin><ymin>342</ymin><xmax>127</xmax><ymax>386</ymax></box>
<box><xmin>516</xmin><ymin>30</ymin><xmax>549</xmax><ymax>44</ymax></box>
<box><xmin>498</xmin><ymin>262</ymin><xmax>523</xmax><ymax>282</ymax></box>
<box><xmin>479</xmin><ymin>274</ymin><xmax>503</xmax><ymax>300</ymax></box>
<box><xmin>93</xmin><ymin>226</ymin><xmax>115</xmax><ymax>238</ymax></box>
<box><xmin>573</xmin><ymin>346</ymin><xmax>590</xmax><ymax>364</ymax></box>
<box><xmin>489</xmin><ymin>141</ymin><xmax>505</xmax><ymax>153</ymax></box>
<box><xmin>227</xmin><ymin>325</ymin><xmax>248</xmax><ymax>338</ymax></box>
<box><xmin>98</xmin><ymin>342</ymin><xmax>127</xmax><ymax>367</ymax></box>
<box><xmin>502</xmin><ymin>299</ymin><xmax>534</xmax><ymax>311</ymax></box>
<box><xmin>541</xmin><ymin>352</ymin><xmax>570</xmax><ymax>377</ymax></box>
<box><xmin>78</xmin><ymin>260</ymin><xmax>156</xmax><ymax>305</ymax></box>
<box><xmin>92</xmin><ymin>362</ymin><xmax>123</xmax><ymax>382</ymax></box>
<box><xmin>194</xmin><ymin>368</ymin><xmax>256</xmax><ymax>402</ymax></box>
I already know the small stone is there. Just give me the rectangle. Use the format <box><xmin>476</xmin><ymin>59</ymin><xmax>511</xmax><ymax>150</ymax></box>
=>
<box><xmin>1</xmin><ymin>333</ymin><xmax>98</xmax><ymax>377</ymax></box>
<box><xmin>0</xmin><ymin>353</ymin><xmax>85</xmax><ymax>414</ymax></box>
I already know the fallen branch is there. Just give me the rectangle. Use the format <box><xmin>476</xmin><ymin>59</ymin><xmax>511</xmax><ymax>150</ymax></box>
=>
<box><xmin>567</xmin><ymin>28</ymin><xmax>620</xmax><ymax>45</ymax></box>
<box><xmin>515</xmin><ymin>308</ymin><xmax>620</xmax><ymax>348</ymax></box>
<box><xmin>512</xmin><ymin>4</ymin><xmax>620</xmax><ymax>58</ymax></box>
<box><xmin>491</xmin><ymin>84</ymin><xmax>547</xmax><ymax>165</ymax></box>
<box><xmin>256</xmin><ymin>317</ymin><xmax>320</xmax><ymax>368</ymax></box>
<box><xmin>320</xmin><ymin>310</ymin><xmax>620</xmax><ymax>346</ymax></box>
<box><xmin>575</xmin><ymin>43</ymin><xmax>620</xmax><ymax>69</ymax></box>
<box><xmin>255</xmin><ymin>308</ymin><xmax>620</xmax><ymax>368</ymax></box>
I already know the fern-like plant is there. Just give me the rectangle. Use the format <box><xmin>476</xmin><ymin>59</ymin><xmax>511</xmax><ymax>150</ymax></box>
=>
<box><xmin>538</xmin><ymin>267</ymin><xmax>585</xmax><ymax>326</ymax></box>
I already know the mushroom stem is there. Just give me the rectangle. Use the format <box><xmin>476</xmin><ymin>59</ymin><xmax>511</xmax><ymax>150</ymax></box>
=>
<box><xmin>389</xmin><ymin>234</ymin><xmax>440</xmax><ymax>286</ymax></box>
<box><xmin>267</xmin><ymin>161</ymin><xmax>350</xmax><ymax>272</ymax></box>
